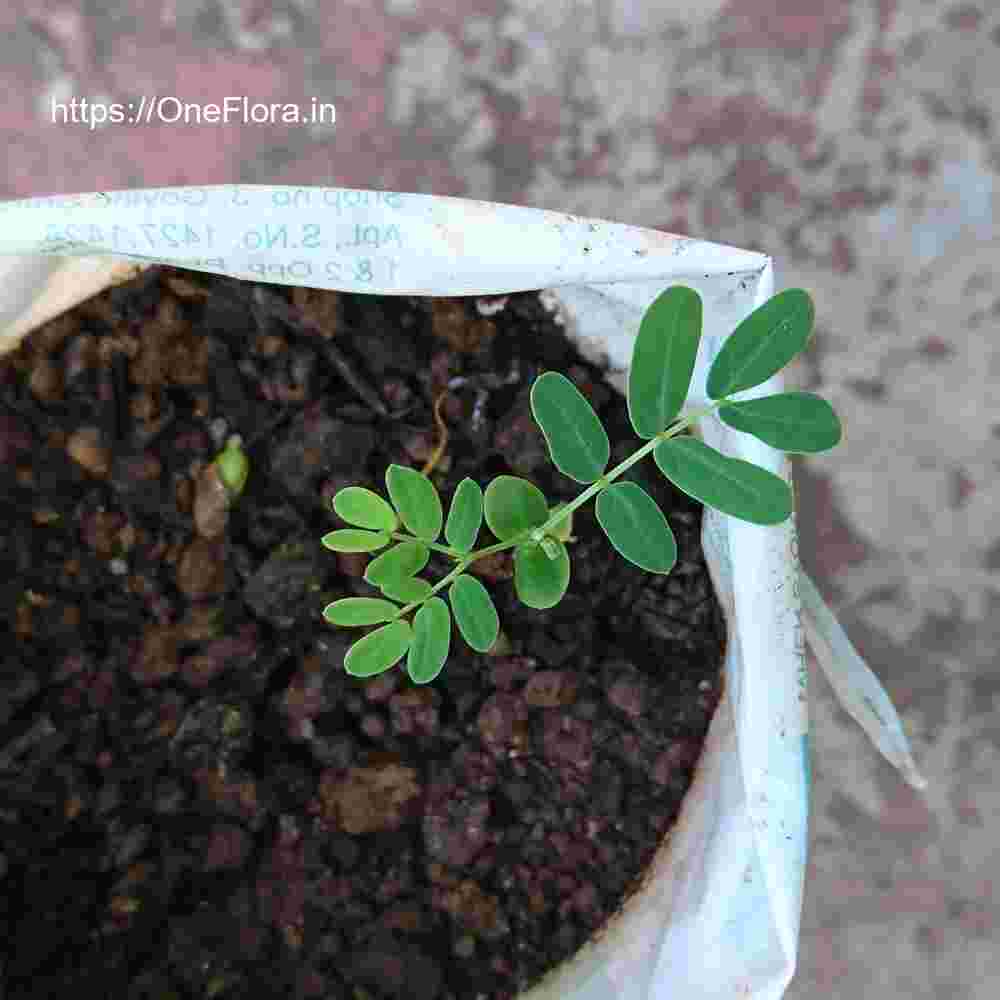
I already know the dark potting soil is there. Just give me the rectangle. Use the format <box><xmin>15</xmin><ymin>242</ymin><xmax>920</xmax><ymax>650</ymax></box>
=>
<box><xmin>0</xmin><ymin>268</ymin><xmax>725</xmax><ymax>1000</ymax></box>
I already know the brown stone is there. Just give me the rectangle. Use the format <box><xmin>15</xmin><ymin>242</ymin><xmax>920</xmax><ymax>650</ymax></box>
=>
<box><xmin>66</xmin><ymin>427</ymin><xmax>111</xmax><ymax>478</ymax></box>
<box><xmin>130</xmin><ymin>390</ymin><xmax>160</xmax><ymax>422</ymax></box>
<box><xmin>133</xmin><ymin>624</ymin><xmax>179</xmax><ymax>684</ymax></box>
<box><xmin>85</xmin><ymin>511</ymin><xmax>123</xmax><ymax>558</ymax></box>
<box><xmin>291</xmin><ymin>285</ymin><xmax>339</xmax><ymax>338</ymax></box>
<box><xmin>431</xmin><ymin>299</ymin><xmax>496</xmax><ymax>354</ymax></box>
<box><xmin>523</xmin><ymin>670</ymin><xmax>578</xmax><ymax>708</ymax></box>
<box><xmin>438</xmin><ymin>880</ymin><xmax>509</xmax><ymax>938</ymax></box>
<box><xmin>468</xmin><ymin>551</ymin><xmax>513</xmax><ymax>582</ymax></box>
<box><xmin>319</xmin><ymin>764</ymin><xmax>422</xmax><ymax>835</ymax></box>
<box><xmin>476</xmin><ymin>693</ymin><xmax>529</xmax><ymax>753</ymax></box>
<box><xmin>176</xmin><ymin>538</ymin><xmax>226</xmax><ymax>597</ymax></box>
<box><xmin>29</xmin><ymin>360</ymin><xmax>64</xmax><ymax>402</ymax></box>
<box><xmin>193</xmin><ymin>464</ymin><xmax>230</xmax><ymax>539</ymax></box>
<box><xmin>254</xmin><ymin>334</ymin><xmax>287</xmax><ymax>357</ymax></box>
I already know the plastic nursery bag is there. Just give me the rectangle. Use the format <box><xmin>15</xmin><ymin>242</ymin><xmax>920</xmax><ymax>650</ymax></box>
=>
<box><xmin>0</xmin><ymin>187</ymin><xmax>926</xmax><ymax>1000</ymax></box>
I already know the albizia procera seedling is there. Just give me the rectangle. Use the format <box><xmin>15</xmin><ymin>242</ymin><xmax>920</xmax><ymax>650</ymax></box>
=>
<box><xmin>321</xmin><ymin>285</ymin><xmax>842</xmax><ymax>684</ymax></box>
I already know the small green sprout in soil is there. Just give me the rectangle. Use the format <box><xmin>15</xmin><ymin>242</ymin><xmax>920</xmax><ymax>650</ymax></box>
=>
<box><xmin>214</xmin><ymin>434</ymin><xmax>250</xmax><ymax>499</ymax></box>
<box><xmin>322</xmin><ymin>285</ymin><xmax>842</xmax><ymax>684</ymax></box>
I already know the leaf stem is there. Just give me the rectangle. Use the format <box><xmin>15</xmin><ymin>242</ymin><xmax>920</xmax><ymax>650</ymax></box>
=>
<box><xmin>527</xmin><ymin>399</ymin><xmax>725</xmax><ymax>541</ymax></box>
<box><xmin>395</xmin><ymin>398</ymin><xmax>729</xmax><ymax>618</ymax></box>
<box><xmin>397</xmin><ymin>558</ymin><xmax>469</xmax><ymax>616</ymax></box>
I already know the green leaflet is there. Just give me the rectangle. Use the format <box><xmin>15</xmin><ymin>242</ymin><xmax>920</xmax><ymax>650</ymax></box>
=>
<box><xmin>364</xmin><ymin>541</ymin><xmax>430</xmax><ymax>586</ymax></box>
<box><xmin>595</xmin><ymin>482</ymin><xmax>677</xmax><ymax>574</ymax></box>
<box><xmin>445</xmin><ymin>478</ymin><xmax>484</xmax><ymax>553</ymax></box>
<box><xmin>530</xmin><ymin>372</ymin><xmax>609</xmax><ymax>483</ymax></box>
<box><xmin>627</xmin><ymin>286</ymin><xmax>703</xmax><ymax>439</ymax></box>
<box><xmin>407</xmin><ymin>597</ymin><xmax>451</xmax><ymax>684</ymax></box>
<box><xmin>717</xmin><ymin>391</ymin><xmax>842</xmax><ymax>454</ymax></box>
<box><xmin>380</xmin><ymin>576</ymin><xmax>434</xmax><ymax>604</ymax></box>
<box><xmin>332</xmin><ymin>486</ymin><xmax>398</xmax><ymax>532</ymax></box>
<box><xmin>654</xmin><ymin>436</ymin><xmax>793</xmax><ymax>525</ymax></box>
<box><xmin>321</xmin><ymin>529</ymin><xmax>391</xmax><ymax>552</ymax></box>
<box><xmin>386</xmin><ymin>464</ymin><xmax>443</xmax><ymax>541</ymax></box>
<box><xmin>449</xmin><ymin>574</ymin><xmax>499</xmax><ymax>653</ymax></box>
<box><xmin>323</xmin><ymin>597</ymin><xmax>401</xmax><ymax>626</ymax></box>
<box><xmin>706</xmin><ymin>289</ymin><xmax>814</xmax><ymax>399</ymax></box>
<box><xmin>514</xmin><ymin>540</ymin><xmax>570</xmax><ymax>609</ymax></box>
<box><xmin>483</xmin><ymin>476</ymin><xmax>549</xmax><ymax>541</ymax></box>
<box><xmin>344</xmin><ymin>621</ymin><xmax>413</xmax><ymax>677</ymax></box>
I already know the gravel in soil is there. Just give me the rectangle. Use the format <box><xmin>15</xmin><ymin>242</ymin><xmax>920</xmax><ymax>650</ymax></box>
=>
<box><xmin>0</xmin><ymin>268</ymin><xmax>725</xmax><ymax>1000</ymax></box>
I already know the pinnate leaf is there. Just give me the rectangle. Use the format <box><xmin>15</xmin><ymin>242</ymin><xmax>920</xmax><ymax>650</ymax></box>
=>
<box><xmin>706</xmin><ymin>289</ymin><xmax>814</xmax><ymax>399</ymax></box>
<box><xmin>654</xmin><ymin>436</ymin><xmax>793</xmax><ymax>525</ymax></box>
<box><xmin>333</xmin><ymin>486</ymin><xmax>397</xmax><ymax>532</ymax></box>
<box><xmin>514</xmin><ymin>540</ymin><xmax>570</xmax><ymax>609</ymax></box>
<box><xmin>483</xmin><ymin>476</ymin><xmax>549</xmax><ymax>541</ymax></box>
<box><xmin>445</xmin><ymin>478</ymin><xmax>483</xmax><ymax>553</ymax></box>
<box><xmin>386</xmin><ymin>464</ymin><xmax>443</xmax><ymax>541</ymax></box>
<box><xmin>364</xmin><ymin>541</ymin><xmax>429</xmax><ymax>586</ymax></box>
<box><xmin>530</xmin><ymin>372</ymin><xmax>609</xmax><ymax>483</ymax></box>
<box><xmin>595</xmin><ymin>482</ymin><xmax>677</xmax><ymax>573</ymax></box>
<box><xmin>407</xmin><ymin>597</ymin><xmax>451</xmax><ymax>684</ymax></box>
<box><xmin>717</xmin><ymin>391</ymin><xmax>842</xmax><ymax>454</ymax></box>
<box><xmin>449</xmin><ymin>575</ymin><xmax>499</xmax><ymax>653</ymax></box>
<box><xmin>321</xmin><ymin>529</ymin><xmax>390</xmax><ymax>552</ymax></box>
<box><xmin>344</xmin><ymin>621</ymin><xmax>413</xmax><ymax>678</ymax></box>
<box><xmin>323</xmin><ymin>597</ymin><xmax>401</xmax><ymax>627</ymax></box>
<box><xmin>628</xmin><ymin>286</ymin><xmax>703</xmax><ymax>438</ymax></box>
<box><xmin>380</xmin><ymin>576</ymin><xmax>434</xmax><ymax>604</ymax></box>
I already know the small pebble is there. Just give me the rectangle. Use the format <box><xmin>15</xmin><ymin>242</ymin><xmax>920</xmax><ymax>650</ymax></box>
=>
<box><xmin>66</xmin><ymin>427</ymin><xmax>111</xmax><ymax>478</ymax></box>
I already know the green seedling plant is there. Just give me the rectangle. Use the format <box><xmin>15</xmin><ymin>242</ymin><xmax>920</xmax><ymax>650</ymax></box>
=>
<box><xmin>321</xmin><ymin>285</ymin><xmax>842</xmax><ymax>684</ymax></box>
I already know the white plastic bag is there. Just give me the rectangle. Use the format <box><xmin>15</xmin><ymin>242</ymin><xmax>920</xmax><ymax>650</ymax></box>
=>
<box><xmin>0</xmin><ymin>187</ymin><xmax>925</xmax><ymax>999</ymax></box>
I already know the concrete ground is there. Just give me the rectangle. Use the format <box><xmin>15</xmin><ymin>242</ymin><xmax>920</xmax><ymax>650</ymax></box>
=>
<box><xmin>1</xmin><ymin>1</ymin><xmax>997</xmax><ymax>996</ymax></box>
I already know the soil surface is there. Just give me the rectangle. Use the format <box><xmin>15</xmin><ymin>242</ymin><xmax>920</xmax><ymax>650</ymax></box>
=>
<box><xmin>0</xmin><ymin>268</ymin><xmax>725</xmax><ymax>1000</ymax></box>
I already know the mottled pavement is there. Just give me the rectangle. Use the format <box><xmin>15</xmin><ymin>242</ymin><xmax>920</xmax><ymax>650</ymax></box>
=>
<box><xmin>2</xmin><ymin>1</ymin><xmax>997</xmax><ymax>996</ymax></box>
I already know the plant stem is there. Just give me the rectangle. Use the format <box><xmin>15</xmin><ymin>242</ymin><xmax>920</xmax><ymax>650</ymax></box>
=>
<box><xmin>395</xmin><ymin>397</ymin><xmax>728</xmax><ymax>618</ymax></box>
<box><xmin>527</xmin><ymin>398</ymin><xmax>725</xmax><ymax>541</ymax></box>
<box><xmin>397</xmin><ymin>558</ymin><xmax>469</xmax><ymax>616</ymax></box>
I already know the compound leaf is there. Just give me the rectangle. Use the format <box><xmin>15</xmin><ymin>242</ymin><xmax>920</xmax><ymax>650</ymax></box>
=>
<box><xmin>595</xmin><ymin>482</ymin><xmax>677</xmax><ymax>573</ymax></box>
<box><xmin>449</xmin><ymin>574</ymin><xmax>499</xmax><ymax>653</ymax></box>
<box><xmin>380</xmin><ymin>576</ymin><xmax>434</xmax><ymax>604</ymax></box>
<box><xmin>323</xmin><ymin>597</ymin><xmax>401</xmax><ymax>627</ymax></box>
<box><xmin>530</xmin><ymin>372</ymin><xmax>610</xmax><ymax>483</ymax></box>
<box><xmin>364</xmin><ymin>541</ymin><xmax>430</xmax><ymax>586</ymax></box>
<box><xmin>654</xmin><ymin>436</ymin><xmax>793</xmax><ymax>525</ymax></box>
<box><xmin>628</xmin><ymin>286</ymin><xmax>703</xmax><ymax>438</ymax></box>
<box><xmin>483</xmin><ymin>476</ymin><xmax>549</xmax><ymax>542</ymax></box>
<box><xmin>445</xmin><ymin>478</ymin><xmax>483</xmax><ymax>553</ymax></box>
<box><xmin>514</xmin><ymin>540</ymin><xmax>570</xmax><ymax>609</ymax></box>
<box><xmin>321</xmin><ymin>529</ymin><xmax>391</xmax><ymax>553</ymax></box>
<box><xmin>386</xmin><ymin>464</ymin><xmax>443</xmax><ymax>542</ymax></box>
<box><xmin>344</xmin><ymin>621</ymin><xmax>413</xmax><ymax>678</ymax></box>
<box><xmin>332</xmin><ymin>486</ymin><xmax>398</xmax><ymax>532</ymax></box>
<box><xmin>717</xmin><ymin>391</ymin><xmax>842</xmax><ymax>454</ymax></box>
<box><xmin>407</xmin><ymin>597</ymin><xmax>451</xmax><ymax>684</ymax></box>
<box><xmin>706</xmin><ymin>289</ymin><xmax>814</xmax><ymax>399</ymax></box>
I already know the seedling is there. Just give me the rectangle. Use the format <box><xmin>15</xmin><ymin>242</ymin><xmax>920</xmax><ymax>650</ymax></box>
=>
<box><xmin>214</xmin><ymin>435</ymin><xmax>250</xmax><ymax>499</ymax></box>
<box><xmin>321</xmin><ymin>286</ymin><xmax>842</xmax><ymax>683</ymax></box>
